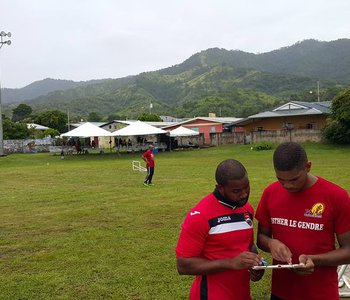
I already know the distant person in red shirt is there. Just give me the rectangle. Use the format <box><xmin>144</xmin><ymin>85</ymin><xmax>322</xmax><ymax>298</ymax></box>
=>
<box><xmin>256</xmin><ymin>142</ymin><xmax>350</xmax><ymax>300</ymax></box>
<box><xmin>142</xmin><ymin>144</ymin><xmax>155</xmax><ymax>186</ymax></box>
<box><xmin>176</xmin><ymin>159</ymin><xmax>264</xmax><ymax>300</ymax></box>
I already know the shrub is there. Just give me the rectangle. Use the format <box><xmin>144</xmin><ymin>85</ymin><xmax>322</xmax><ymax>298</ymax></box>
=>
<box><xmin>251</xmin><ymin>142</ymin><xmax>274</xmax><ymax>151</ymax></box>
<box><xmin>322</xmin><ymin>121</ymin><xmax>350</xmax><ymax>144</ymax></box>
<box><xmin>322</xmin><ymin>90</ymin><xmax>350</xmax><ymax>144</ymax></box>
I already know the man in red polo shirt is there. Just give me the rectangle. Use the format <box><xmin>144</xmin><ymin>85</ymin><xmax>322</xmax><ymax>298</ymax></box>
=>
<box><xmin>142</xmin><ymin>144</ymin><xmax>155</xmax><ymax>186</ymax></box>
<box><xmin>256</xmin><ymin>142</ymin><xmax>350</xmax><ymax>300</ymax></box>
<box><xmin>176</xmin><ymin>159</ymin><xmax>264</xmax><ymax>299</ymax></box>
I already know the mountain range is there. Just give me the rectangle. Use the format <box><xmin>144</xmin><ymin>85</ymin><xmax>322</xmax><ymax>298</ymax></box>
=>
<box><xmin>3</xmin><ymin>39</ymin><xmax>350</xmax><ymax>119</ymax></box>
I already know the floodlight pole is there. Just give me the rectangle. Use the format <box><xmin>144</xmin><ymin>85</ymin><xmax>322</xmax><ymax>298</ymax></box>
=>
<box><xmin>0</xmin><ymin>79</ymin><xmax>4</xmax><ymax>156</ymax></box>
<box><xmin>0</xmin><ymin>31</ymin><xmax>12</xmax><ymax>157</ymax></box>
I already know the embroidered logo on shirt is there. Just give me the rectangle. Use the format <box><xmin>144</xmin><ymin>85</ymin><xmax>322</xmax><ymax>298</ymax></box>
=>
<box><xmin>244</xmin><ymin>212</ymin><xmax>253</xmax><ymax>226</ymax></box>
<box><xmin>304</xmin><ymin>202</ymin><xmax>325</xmax><ymax>218</ymax></box>
<box><xmin>217</xmin><ymin>216</ymin><xmax>231</xmax><ymax>223</ymax></box>
<box><xmin>190</xmin><ymin>211</ymin><xmax>200</xmax><ymax>216</ymax></box>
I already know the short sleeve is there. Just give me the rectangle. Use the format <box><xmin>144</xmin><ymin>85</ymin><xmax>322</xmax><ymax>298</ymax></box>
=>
<box><xmin>255</xmin><ymin>188</ymin><xmax>272</xmax><ymax>228</ymax></box>
<box><xmin>333</xmin><ymin>189</ymin><xmax>350</xmax><ymax>235</ymax></box>
<box><xmin>175</xmin><ymin>211</ymin><xmax>209</xmax><ymax>258</ymax></box>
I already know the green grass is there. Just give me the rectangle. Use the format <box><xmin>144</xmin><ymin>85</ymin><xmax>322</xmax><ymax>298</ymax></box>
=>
<box><xmin>0</xmin><ymin>144</ymin><xmax>349</xmax><ymax>299</ymax></box>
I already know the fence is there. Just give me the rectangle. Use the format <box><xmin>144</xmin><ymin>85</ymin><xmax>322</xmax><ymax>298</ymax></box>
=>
<box><xmin>3</xmin><ymin>130</ymin><xmax>324</xmax><ymax>153</ymax></box>
<box><xmin>3</xmin><ymin>138</ymin><xmax>55</xmax><ymax>154</ymax></box>
<box><xmin>249</xmin><ymin>129</ymin><xmax>323</xmax><ymax>144</ymax></box>
<box><xmin>210</xmin><ymin>132</ymin><xmax>245</xmax><ymax>146</ymax></box>
<box><xmin>210</xmin><ymin>129</ymin><xmax>323</xmax><ymax>146</ymax></box>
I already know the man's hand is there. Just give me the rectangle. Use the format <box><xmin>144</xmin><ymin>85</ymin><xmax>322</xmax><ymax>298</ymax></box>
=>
<box><xmin>293</xmin><ymin>254</ymin><xmax>314</xmax><ymax>276</ymax></box>
<box><xmin>249</xmin><ymin>268</ymin><xmax>264</xmax><ymax>281</ymax></box>
<box><xmin>268</xmin><ymin>239</ymin><xmax>292</xmax><ymax>263</ymax></box>
<box><xmin>226</xmin><ymin>251</ymin><xmax>262</xmax><ymax>270</ymax></box>
<box><xmin>177</xmin><ymin>252</ymin><xmax>262</xmax><ymax>276</ymax></box>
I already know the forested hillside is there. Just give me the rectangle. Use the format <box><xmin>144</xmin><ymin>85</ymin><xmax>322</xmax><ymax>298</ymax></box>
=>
<box><xmin>2</xmin><ymin>78</ymin><xmax>109</xmax><ymax>104</ymax></box>
<box><xmin>3</xmin><ymin>39</ymin><xmax>350</xmax><ymax>120</ymax></box>
<box><xmin>167</xmin><ymin>39</ymin><xmax>350</xmax><ymax>83</ymax></box>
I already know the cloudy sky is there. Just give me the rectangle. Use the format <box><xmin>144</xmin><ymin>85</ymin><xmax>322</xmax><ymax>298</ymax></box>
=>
<box><xmin>0</xmin><ymin>0</ymin><xmax>349</xmax><ymax>88</ymax></box>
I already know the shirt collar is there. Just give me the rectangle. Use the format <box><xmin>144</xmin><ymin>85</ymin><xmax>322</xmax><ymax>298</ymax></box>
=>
<box><xmin>213</xmin><ymin>188</ymin><xmax>237</xmax><ymax>210</ymax></box>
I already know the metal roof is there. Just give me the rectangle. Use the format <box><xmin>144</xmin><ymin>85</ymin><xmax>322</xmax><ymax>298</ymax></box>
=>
<box><xmin>27</xmin><ymin>123</ymin><xmax>50</xmax><ymax>131</ymax></box>
<box><xmin>162</xmin><ymin>116</ymin><xmax>242</xmax><ymax>129</ymax></box>
<box><xmin>228</xmin><ymin>101</ymin><xmax>331</xmax><ymax>127</ymax></box>
<box><xmin>249</xmin><ymin>107</ymin><xmax>325</xmax><ymax>119</ymax></box>
<box><xmin>273</xmin><ymin>101</ymin><xmax>331</xmax><ymax>114</ymax></box>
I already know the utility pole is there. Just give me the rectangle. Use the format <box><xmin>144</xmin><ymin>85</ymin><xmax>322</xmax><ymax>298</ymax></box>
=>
<box><xmin>317</xmin><ymin>81</ymin><xmax>320</xmax><ymax>102</ymax></box>
<box><xmin>0</xmin><ymin>31</ymin><xmax>12</xmax><ymax>157</ymax></box>
<box><xmin>67</xmin><ymin>109</ymin><xmax>70</xmax><ymax>131</ymax></box>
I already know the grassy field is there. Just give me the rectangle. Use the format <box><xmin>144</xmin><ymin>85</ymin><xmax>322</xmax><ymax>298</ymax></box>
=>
<box><xmin>0</xmin><ymin>144</ymin><xmax>349</xmax><ymax>299</ymax></box>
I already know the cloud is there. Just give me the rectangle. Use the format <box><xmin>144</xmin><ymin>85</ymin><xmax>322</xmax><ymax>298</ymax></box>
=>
<box><xmin>1</xmin><ymin>0</ymin><xmax>349</xmax><ymax>88</ymax></box>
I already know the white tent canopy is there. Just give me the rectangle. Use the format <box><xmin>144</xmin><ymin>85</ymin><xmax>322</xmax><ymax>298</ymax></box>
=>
<box><xmin>169</xmin><ymin>126</ymin><xmax>199</xmax><ymax>137</ymax></box>
<box><xmin>61</xmin><ymin>122</ymin><xmax>112</xmax><ymax>137</ymax></box>
<box><xmin>111</xmin><ymin>120</ymin><xmax>167</xmax><ymax>136</ymax></box>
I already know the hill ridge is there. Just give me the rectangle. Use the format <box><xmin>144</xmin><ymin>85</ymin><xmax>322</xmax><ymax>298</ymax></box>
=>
<box><xmin>3</xmin><ymin>39</ymin><xmax>350</xmax><ymax>119</ymax></box>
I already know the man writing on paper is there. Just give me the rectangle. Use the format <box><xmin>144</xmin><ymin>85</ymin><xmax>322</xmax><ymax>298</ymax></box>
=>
<box><xmin>256</xmin><ymin>142</ymin><xmax>350</xmax><ymax>300</ymax></box>
<box><xmin>176</xmin><ymin>159</ymin><xmax>264</xmax><ymax>299</ymax></box>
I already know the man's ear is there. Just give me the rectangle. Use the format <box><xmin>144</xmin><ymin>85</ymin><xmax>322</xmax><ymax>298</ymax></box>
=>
<box><xmin>216</xmin><ymin>184</ymin><xmax>224</xmax><ymax>194</ymax></box>
<box><xmin>306</xmin><ymin>161</ymin><xmax>312</xmax><ymax>173</ymax></box>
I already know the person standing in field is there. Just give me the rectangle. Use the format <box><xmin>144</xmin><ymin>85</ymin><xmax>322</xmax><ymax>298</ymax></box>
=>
<box><xmin>176</xmin><ymin>159</ymin><xmax>264</xmax><ymax>300</ymax></box>
<box><xmin>255</xmin><ymin>142</ymin><xmax>350</xmax><ymax>300</ymax></box>
<box><xmin>142</xmin><ymin>144</ymin><xmax>155</xmax><ymax>186</ymax></box>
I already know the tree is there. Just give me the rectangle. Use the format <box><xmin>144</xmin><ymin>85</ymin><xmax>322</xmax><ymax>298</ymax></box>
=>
<box><xmin>2</xmin><ymin>114</ymin><xmax>31</xmax><ymax>139</ymax></box>
<box><xmin>12</xmin><ymin>104</ymin><xmax>32</xmax><ymax>122</ymax></box>
<box><xmin>32</xmin><ymin>110</ymin><xmax>67</xmax><ymax>133</ymax></box>
<box><xmin>107</xmin><ymin>114</ymin><xmax>127</xmax><ymax>122</ymax></box>
<box><xmin>322</xmin><ymin>90</ymin><xmax>350</xmax><ymax>144</ymax></box>
<box><xmin>88</xmin><ymin>112</ymin><xmax>102</xmax><ymax>122</ymax></box>
<box><xmin>43</xmin><ymin>128</ymin><xmax>60</xmax><ymax>138</ymax></box>
<box><xmin>138</xmin><ymin>113</ymin><xmax>162</xmax><ymax>122</ymax></box>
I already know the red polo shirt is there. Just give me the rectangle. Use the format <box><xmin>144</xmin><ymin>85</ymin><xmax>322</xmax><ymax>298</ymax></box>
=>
<box><xmin>176</xmin><ymin>192</ymin><xmax>254</xmax><ymax>300</ymax></box>
<box><xmin>142</xmin><ymin>149</ymin><xmax>155</xmax><ymax>167</ymax></box>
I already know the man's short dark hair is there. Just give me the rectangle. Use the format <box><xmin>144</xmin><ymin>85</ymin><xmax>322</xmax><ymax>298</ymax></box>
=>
<box><xmin>273</xmin><ymin>142</ymin><xmax>308</xmax><ymax>171</ymax></box>
<box><xmin>215</xmin><ymin>159</ymin><xmax>247</xmax><ymax>185</ymax></box>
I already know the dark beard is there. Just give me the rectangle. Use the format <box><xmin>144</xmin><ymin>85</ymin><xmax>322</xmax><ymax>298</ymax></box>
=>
<box><xmin>234</xmin><ymin>197</ymin><xmax>248</xmax><ymax>207</ymax></box>
<box><xmin>213</xmin><ymin>188</ymin><xmax>248</xmax><ymax>208</ymax></box>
